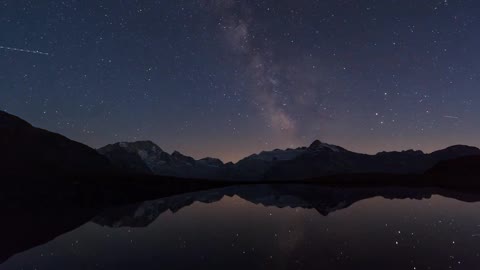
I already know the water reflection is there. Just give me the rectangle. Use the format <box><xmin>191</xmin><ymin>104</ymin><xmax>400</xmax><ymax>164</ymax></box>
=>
<box><xmin>2</xmin><ymin>185</ymin><xmax>480</xmax><ymax>269</ymax></box>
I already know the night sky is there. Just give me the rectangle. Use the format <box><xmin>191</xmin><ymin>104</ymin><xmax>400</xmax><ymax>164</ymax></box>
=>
<box><xmin>1</xmin><ymin>0</ymin><xmax>479</xmax><ymax>162</ymax></box>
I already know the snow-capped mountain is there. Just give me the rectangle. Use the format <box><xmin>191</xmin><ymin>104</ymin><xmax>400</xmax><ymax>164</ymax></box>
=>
<box><xmin>98</xmin><ymin>139</ymin><xmax>480</xmax><ymax>181</ymax></box>
<box><xmin>229</xmin><ymin>140</ymin><xmax>351</xmax><ymax>180</ymax></box>
<box><xmin>98</xmin><ymin>141</ymin><xmax>226</xmax><ymax>179</ymax></box>
<box><xmin>1</xmin><ymin>109</ymin><xmax>480</xmax><ymax>182</ymax></box>
<box><xmin>264</xmin><ymin>143</ymin><xmax>480</xmax><ymax>181</ymax></box>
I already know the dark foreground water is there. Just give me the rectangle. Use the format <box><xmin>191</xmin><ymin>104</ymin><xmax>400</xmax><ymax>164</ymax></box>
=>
<box><xmin>2</xmin><ymin>185</ymin><xmax>480</xmax><ymax>270</ymax></box>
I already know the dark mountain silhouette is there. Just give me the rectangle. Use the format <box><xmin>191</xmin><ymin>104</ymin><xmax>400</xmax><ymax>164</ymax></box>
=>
<box><xmin>264</xmin><ymin>141</ymin><xmax>480</xmax><ymax>181</ymax></box>
<box><xmin>426</xmin><ymin>155</ymin><xmax>480</xmax><ymax>186</ymax></box>
<box><xmin>0</xmin><ymin>111</ymin><xmax>113</xmax><ymax>177</ymax></box>
<box><xmin>1</xmin><ymin>110</ymin><xmax>479</xmax><ymax>183</ymax></box>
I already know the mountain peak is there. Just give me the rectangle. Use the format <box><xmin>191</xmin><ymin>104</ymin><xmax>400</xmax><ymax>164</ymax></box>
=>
<box><xmin>308</xmin><ymin>140</ymin><xmax>344</xmax><ymax>152</ymax></box>
<box><xmin>439</xmin><ymin>145</ymin><xmax>480</xmax><ymax>151</ymax></box>
<box><xmin>430</xmin><ymin>145</ymin><xmax>480</xmax><ymax>160</ymax></box>
<box><xmin>309</xmin><ymin>140</ymin><xmax>323</xmax><ymax>149</ymax></box>
<box><xmin>199</xmin><ymin>157</ymin><xmax>224</xmax><ymax>167</ymax></box>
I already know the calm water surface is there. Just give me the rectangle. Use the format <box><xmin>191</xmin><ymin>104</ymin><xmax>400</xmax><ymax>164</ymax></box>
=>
<box><xmin>2</xmin><ymin>185</ymin><xmax>480</xmax><ymax>270</ymax></box>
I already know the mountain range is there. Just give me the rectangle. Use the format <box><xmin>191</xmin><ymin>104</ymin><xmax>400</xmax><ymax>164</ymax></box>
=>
<box><xmin>1</xmin><ymin>110</ymin><xmax>480</xmax><ymax>182</ymax></box>
<box><xmin>1</xmin><ymin>110</ymin><xmax>480</xmax><ymax>265</ymax></box>
<box><xmin>97</xmin><ymin>138</ymin><xmax>480</xmax><ymax>181</ymax></box>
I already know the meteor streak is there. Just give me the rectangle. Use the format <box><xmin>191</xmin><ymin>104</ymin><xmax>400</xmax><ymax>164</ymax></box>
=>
<box><xmin>0</xmin><ymin>45</ymin><xmax>49</xmax><ymax>56</ymax></box>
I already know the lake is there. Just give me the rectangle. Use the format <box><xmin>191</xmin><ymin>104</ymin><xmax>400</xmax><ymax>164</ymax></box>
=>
<box><xmin>1</xmin><ymin>185</ymin><xmax>480</xmax><ymax>270</ymax></box>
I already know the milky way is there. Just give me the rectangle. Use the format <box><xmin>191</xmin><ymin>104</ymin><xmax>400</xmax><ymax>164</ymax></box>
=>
<box><xmin>0</xmin><ymin>0</ymin><xmax>479</xmax><ymax>162</ymax></box>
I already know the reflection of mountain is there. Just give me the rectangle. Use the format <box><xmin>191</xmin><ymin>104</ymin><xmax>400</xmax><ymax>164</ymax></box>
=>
<box><xmin>3</xmin><ymin>182</ymin><xmax>480</xmax><ymax>266</ymax></box>
<box><xmin>93</xmin><ymin>185</ymin><xmax>480</xmax><ymax>228</ymax></box>
<box><xmin>0</xmin><ymin>180</ymin><xmax>224</xmax><ymax>265</ymax></box>
<box><xmin>93</xmin><ymin>189</ymin><xmax>228</xmax><ymax>227</ymax></box>
<box><xmin>0</xmin><ymin>199</ymin><xmax>94</xmax><ymax>265</ymax></box>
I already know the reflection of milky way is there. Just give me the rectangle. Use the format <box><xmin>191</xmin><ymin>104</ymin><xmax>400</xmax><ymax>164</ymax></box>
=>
<box><xmin>3</xmin><ymin>187</ymin><xmax>480</xmax><ymax>269</ymax></box>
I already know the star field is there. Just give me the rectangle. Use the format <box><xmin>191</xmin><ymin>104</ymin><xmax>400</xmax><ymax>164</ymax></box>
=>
<box><xmin>1</xmin><ymin>0</ymin><xmax>479</xmax><ymax>162</ymax></box>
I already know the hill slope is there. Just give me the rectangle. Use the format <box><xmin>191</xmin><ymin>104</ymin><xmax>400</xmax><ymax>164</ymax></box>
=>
<box><xmin>0</xmin><ymin>111</ymin><xmax>113</xmax><ymax>177</ymax></box>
